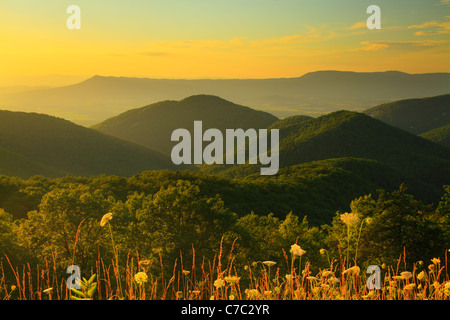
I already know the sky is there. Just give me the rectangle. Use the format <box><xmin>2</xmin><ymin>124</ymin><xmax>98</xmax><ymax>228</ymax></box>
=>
<box><xmin>0</xmin><ymin>0</ymin><xmax>449</xmax><ymax>86</ymax></box>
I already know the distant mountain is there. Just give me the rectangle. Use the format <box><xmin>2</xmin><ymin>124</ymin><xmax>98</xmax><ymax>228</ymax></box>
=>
<box><xmin>92</xmin><ymin>95</ymin><xmax>278</xmax><ymax>155</ymax></box>
<box><xmin>2</xmin><ymin>71</ymin><xmax>449</xmax><ymax>125</ymax></box>
<box><xmin>364</xmin><ymin>94</ymin><xmax>450</xmax><ymax>134</ymax></box>
<box><xmin>420</xmin><ymin>124</ymin><xmax>450</xmax><ymax>148</ymax></box>
<box><xmin>201</xmin><ymin>110</ymin><xmax>450</xmax><ymax>203</ymax></box>
<box><xmin>0</xmin><ymin>110</ymin><xmax>175</xmax><ymax>178</ymax></box>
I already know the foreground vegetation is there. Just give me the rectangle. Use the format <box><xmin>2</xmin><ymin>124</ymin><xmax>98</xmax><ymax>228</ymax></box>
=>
<box><xmin>1</xmin><ymin>236</ymin><xmax>449</xmax><ymax>300</ymax></box>
<box><xmin>0</xmin><ymin>171</ymin><xmax>449</xmax><ymax>300</ymax></box>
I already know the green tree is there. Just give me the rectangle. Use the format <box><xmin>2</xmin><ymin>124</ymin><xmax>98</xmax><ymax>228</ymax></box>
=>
<box><xmin>326</xmin><ymin>185</ymin><xmax>448</xmax><ymax>268</ymax></box>
<box><xmin>16</xmin><ymin>184</ymin><xmax>114</xmax><ymax>271</ymax></box>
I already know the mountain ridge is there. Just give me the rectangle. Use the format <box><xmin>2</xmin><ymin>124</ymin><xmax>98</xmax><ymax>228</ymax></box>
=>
<box><xmin>92</xmin><ymin>94</ymin><xmax>279</xmax><ymax>155</ymax></box>
<box><xmin>2</xmin><ymin>70</ymin><xmax>449</xmax><ymax>125</ymax></box>
<box><xmin>0</xmin><ymin>110</ymin><xmax>176</xmax><ymax>178</ymax></box>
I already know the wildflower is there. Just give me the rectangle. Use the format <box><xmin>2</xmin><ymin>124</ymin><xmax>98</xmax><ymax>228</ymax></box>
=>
<box><xmin>10</xmin><ymin>285</ymin><xmax>16</xmax><ymax>291</ymax></box>
<box><xmin>319</xmin><ymin>249</ymin><xmax>327</xmax><ymax>255</ymax></box>
<box><xmin>339</xmin><ymin>212</ymin><xmax>359</xmax><ymax>227</ymax></box>
<box><xmin>417</xmin><ymin>260</ymin><xmax>424</xmax><ymax>266</ymax></box>
<box><xmin>321</xmin><ymin>270</ymin><xmax>334</xmax><ymax>277</ymax></box>
<box><xmin>381</xmin><ymin>263</ymin><xmax>386</xmax><ymax>269</ymax></box>
<box><xmin>365</xmin><ymin>217</ymin><xmax>373</xmax><ymax>225</ymax></box>
<box><xmin>134</xmin><ymin>272</ymin><xmax>148</xmax><ymax>285</ymax></box>
<box><xmin>362</xmin><ymin>290</ymin><xmax>375</xmax><ymax>299</ymax></box>
<box><xmin>307</xmin><ymin>276</ymin><xmax>318</xmax><ymax>281</ymax></box>
<box><xmin>417</xmin><ymin>271</ymin><xmax>427</xmax><ymax>281</ymax></box>
<box><xmin>428</xmin><ymin>264</ymin><xmax>435</xmax><ymax>272</ymax></box>
<box><xmin>400</xmin><ymin>271</ymin><xmax>412</xmax><ymax>280</ymax></box>
<box><xmin>328</xmin><ymin>276</ymin><xmax>340</xmax><ymax>285</ymax></box>
<box><xmin>404</xmin><ymin>283</ymin><xmax>416</xmax><ymax>290</ymax></box>
<box><xmin>210</xmin><ymin>296</ymin><xmax>215</xmax><ymax>300</ymax></box>
<box><xmin>176</xmin><ymin>291</ymin><xmax>183</xmax><ymax>299</ymax></box>
<box><xmin>229</xmin><ymin>294</ymin><xmax>235</xmax><ymax>300</ymax></box>
<box><xmin>343</xmin><ymin>265</ymin><xmax>360</xmax><ymax>275</ymax></box>
<box><xmin>444</xmin><ymin>282</ymin><xmax>450</xmax><ymax>295</ymax></box>
<box><xmin>43</xmin><ymin>287</ymin><xmax>53</xmax><ymax>294</ymax></box>
<box><xmin>100</xmin><ymin>212</ymin><xmax>113</xmax><ymax>227</ymax></box>
<box><xmin>182</xmin><ymin>270</ymin><xmax>191</xmax><ymax>276</ymax></box>
<box><xmin>214</xmin><ymin>278</ymin><xmax>225</xmax><ymax>289</ymax></box>
<box><xmin>290</xmin><ymin>244</ymin><xmax>306</xmax><ymax>257</ymax></box>
<box><xmin>139</xmin><ymin>259</ymin><xmax>152</xmax><ymax>271</ymax></box>
<box><xmin>245</xmin><ymin>289</ymin><xmax>259</xmax><ymax>299</ymax></box>
<box><xmin>224</xmin><ymin>276</ymin><xmax>240</xmax><ymax>285</ymax></box>
<box><xmin>285</xmin><ymin>274</ymin><xmax>293</xmax><ymax>282</ymax></box>
<box><xmin>263</xmin><ymin>261</ymin><xmax>276</xmax><ymax>267</ymax></box>
<box><xmin>431</xmin><ymin>258</ymin><xmax>440</xmax><ymax>265</ymax></box>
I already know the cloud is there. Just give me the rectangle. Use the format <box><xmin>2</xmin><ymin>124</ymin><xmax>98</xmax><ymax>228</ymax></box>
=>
<box><xmin>408</xmin><ymin>19</ymin><xmax>450</xmax><ymax>35</ymax></box>
<box><xmin>440</xmin><ymin>0</ymin><xmax>450</xmax><ymax>6</ymax></box>
<box><xmin>355</xmin><ymin>40</ymin><xmax>450</xmax><ymax>51</ymax></box>
<box><xmin>347</xmin><ymin>21</ymin><xmax>366</xmax><ymax>30</ymax></box>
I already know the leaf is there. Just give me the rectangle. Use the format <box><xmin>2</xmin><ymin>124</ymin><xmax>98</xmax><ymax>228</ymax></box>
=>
<box><xmin>71</xmin><ymin>296</ymin><xmax>90</xmax><ymax>300</ymax></box>
<box><xmin>70</xmin><ymin>288</ymin><xmax>86</xmax><ymax>298</ymax></box>
<box><xmin>87</xmin><ymin>282</ymin><xmax>97</xmax><ymax>298</ymax></box>
<box><xmin>87</xmin><ymin>274</ymin><xmax>97</xmax><ymax>285</ymax></box>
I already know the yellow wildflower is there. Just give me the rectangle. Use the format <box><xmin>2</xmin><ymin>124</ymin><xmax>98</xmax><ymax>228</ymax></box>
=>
<box><xmin>139</xmin><ymin>259</ymin><xmax>152</xmax><ymax>271</ymax></box>
<box><xmin>417</xmin><ymin>271</ymin><xmax>426</xmax><ymax>281</ymax></box>
<box><xmin>214</xmin><ymin>278</ymin><xmax>225</xmax><ymax>288</ymax></box>
<box><xmin>245</xmin><ymin>289</ymin><xmax>259</xmax><ymax>299</ymax></box>
<box><xmin>43</xmin><ymin>287</ymin><xmax>53</xmax><ymax>294</ymax></box>
<box><xmin>290</xmin><ymin>244</ymin><xmax>306</xmax><ymax>257</ymax></box>
<box><xmin>400</xmin><ymin>271</ymin><xmax>412</xmax><ymax>280</ymax></box>
<box><xmin>224</xmin><ymin>276</ymin><xmax>240</xmax><ymax>285</ymax></box>
<box><xmin>263</xmin><ymin>261</ymin><xmax>276</xmax><ymax>267</ymax></box>
<box><xmin>404</xmin><ymin>283</ymin><xmax>416</xmax><ymax>290</ymax></box>
<box><xmin>431</xmin><ymin>258</ymin><xmax>440</xmax><ymax>265</ymax></box>
<box><xmin>343</xmin><ymin>265</ymin><xmax>360</xmax><ymax>275</ymax></box>
<box><xmin>134</xmin><ymin>272</ymin><xmax>148</xmax><ymax>285</ymax></box>
<box><xmin>100</xmin><ymin>212</ymin><xmax>113</xmax><ymax>227</ymax></box>
<box><xmin>182</xmin><ymin>270</ymin><xmax>191</xmax><ymax>276</ymax></box>
<box><xmin>340</xmin><ymin>212</ymin><xmax>359</xmax><ymax>227</ymax></box>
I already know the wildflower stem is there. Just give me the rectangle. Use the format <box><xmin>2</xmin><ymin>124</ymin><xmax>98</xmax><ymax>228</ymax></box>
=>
<box><xmin>108</xmin><ymin>223</ymin><xmax>123</xmax><ymax>298</ymax></box>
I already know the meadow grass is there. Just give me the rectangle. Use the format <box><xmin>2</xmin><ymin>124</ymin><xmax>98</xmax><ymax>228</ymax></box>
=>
<box><xmin>1</xmin><ymin>238</ymin><xmax>449</xmax><ymax>300</ymax></box>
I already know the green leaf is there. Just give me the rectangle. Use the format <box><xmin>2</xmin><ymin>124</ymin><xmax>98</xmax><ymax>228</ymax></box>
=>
<box><xmin>87</xmin><ymin>283</ymin><xmax>97</xmax><ymax>298</ymax></box>
<box><xmin>87</xmin><ymin>274</ymin><xmax>97</xmax><ymax>285</ymax></box>
<box><xmin>70</xmin><ymin>288</ymin><xmax>86</xmax><ymax>298</ymax></box>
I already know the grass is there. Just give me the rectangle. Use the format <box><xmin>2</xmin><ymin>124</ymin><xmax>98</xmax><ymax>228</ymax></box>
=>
<box><xmin>1</xmin><ymin>238</ymin><xmax>449</xmax><ymax>300</ymax></box>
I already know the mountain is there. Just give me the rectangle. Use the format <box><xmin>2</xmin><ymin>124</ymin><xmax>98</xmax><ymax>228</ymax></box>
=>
<box><xmin>2</xmin><ymin>71</ymin><xmax>449</xmax><ymax>125</ymax></box>
<box><xmin>0</xmin><ymin>110</ymin><xmax>175</xmax><ymax>178</ymax></box>
<box><xmin>92</xmin><ymin>95</ymin><xmax>279</xmax><ymax>155</ymax></box>
<box><xmin>200</xmin><ymin>110</ymin><xmax>450</xmax><ymax>203</ymax></box>
<box><xmin>420</xmin><ymin>124</ymin><xmax>450</xmax><ymax>148</ymax></box>
<box><xmin>364</xmin><ymin>94</ymin><xmax>450</xmax><ymax>134</ymax></box>
<box><xmin>268</xmin><ymin>115</ymin><xmax>313</xmax><ymax>129</ymax></box>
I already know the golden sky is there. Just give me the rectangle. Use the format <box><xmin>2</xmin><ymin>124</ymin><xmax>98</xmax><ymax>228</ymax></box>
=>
<box><xmin>0</xmin><ymin>0</ymin><xmax>449</xmax><ymax>86</ymax></box>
